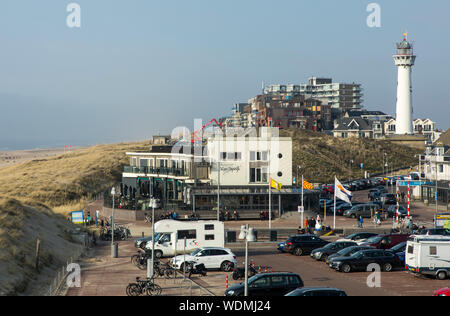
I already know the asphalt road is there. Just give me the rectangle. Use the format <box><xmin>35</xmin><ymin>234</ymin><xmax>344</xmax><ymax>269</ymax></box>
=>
<box><xmin>230</xmin><ymin>247</ymin><xmax>449</xmax><ymax>296</ymax></box>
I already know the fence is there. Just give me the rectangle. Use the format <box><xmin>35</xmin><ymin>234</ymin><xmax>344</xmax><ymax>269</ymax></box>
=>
<box><xmin>47</xmin><ymin>236</ymin><xmax>93</xmax><ymax>296</ymax></box>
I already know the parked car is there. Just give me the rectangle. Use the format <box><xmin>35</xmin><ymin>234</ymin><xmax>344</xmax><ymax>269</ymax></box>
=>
<box><xmin>337</xmin><ymin>232</ymin><xmax>379</xmax><ymax>244</ymax></box>
<box><xmin>283</xmin><ymin>234</ymin><xmax>329</xmax><ymax>256</ymax></box>
<box><xmin>434</xmin><ymin>288</ymin><xmax>450</xmax><ymax>296</ymax></box>
<box><xmin>360</xmin><ymin>234</ymin><xmax>410</xmax><ymax>249</ymax></box>
<box><xmin>330</xmin><ymin>249</ymin><xmax>401</xmax><ymax>273</ymax></box>
<box><xmin>388</xmin><ymin>241</ymin><xmax>407</xmax><ymax>254</ymax></box>
<box><xmin>285</xmin><ymin>287</ymin><xmax>347</xmax><ymax>297</ymax></box>
<box><xmin>134</xmin><ymin>234</ymin><xmax>158</xmax><ymax>249</ymax></box>
<box><xmin>277</xmin><ymin>241</ymin><xmax>287</xmax><ymax>252</ymax></box>
<box><xmin>225</xmin><ymin>272</ymin><xmax>304</xmax><ymax>296</ymax></box>
<box><xmin>311</xmin><ymin>241</ymin><xmax>358</xmax><ymax>261</ymax></box>
<box><xmin>322</xmin><ymin>185</ymin><xmax>334</xmax><ymax>195</ymax></box>
<box><xmin>326</xmin><ymin>245</ymin><xmax>374</xmax><ymax>263</ymax></box>
<box><xmin>418</xmin><ymin>228</ymin><xmax>450</xmax><ymax>236</ymax></box>
<box><xmin>369</xmin><ymin>189</ymin><xmax>381</xmax><ymax>200</ymax></box>
<box><xmin>386</xmin><ymin>205</ymin><xmax>408</xmax><ymax>218</ymax></box>
<box><xmin>387</xmin><ymin>241</ymin><xmax>407</xmax><ymax>265</ymax></box>
<box><xmin>170</xmin><ymin>247</ymin><xmax>237</xmax><ymax>272</ymax></box>
<box><xmin>380</xmin><ymin>193</ymin><xmax>396</xmax><ymax>205</ymax></box>
<box><xmin>334</xmin><ymin>203</ymin><xmax>353</xmax><ymax>216</ymax></box>
<box><xmin>376</xmin><ymin>186</ymin><xmax>387</xmax><ymax>194</ymax></box>
<box><xmin>344</xmin><ymin>204</ymin><xmax>379</xmax><ymax>219</ymax></box>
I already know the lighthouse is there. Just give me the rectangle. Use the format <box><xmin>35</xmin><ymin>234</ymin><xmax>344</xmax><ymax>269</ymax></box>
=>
<box><xmin>393</xmin><ymin>33</ymin><xmax>416</xmax><ymax>135</ymax></box>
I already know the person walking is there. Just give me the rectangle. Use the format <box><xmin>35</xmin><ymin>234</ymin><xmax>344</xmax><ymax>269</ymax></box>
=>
<box><xmin>358</xmin><ymin>216</ymin><xmax>364</xmax><ymax>228</ymax></box>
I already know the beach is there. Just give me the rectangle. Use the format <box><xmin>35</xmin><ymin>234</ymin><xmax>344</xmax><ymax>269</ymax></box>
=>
<box><xmin>0</xmin><ymin>147</ymin><xmax>84</xmax><ymax>168</ymax></box>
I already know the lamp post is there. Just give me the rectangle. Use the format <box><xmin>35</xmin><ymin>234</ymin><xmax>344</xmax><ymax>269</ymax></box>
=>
<box><xmin>149</xmin><ymin>197</ymin><xmax>156</xmax><ymax>278</ymax></box>
<box><xmin>239</xmin><ymin>224</ymin><xmax>255</xmax><ymax>297</ymax></box>
<box><xmin>111</xmin><ymin>187</ymin><xmax>117</xmax><ymax>258</ymax></box>
<box><xmin>435</xmin><ymin>148</ymin><xmax>438</xmax><ymax>214</ymax></box>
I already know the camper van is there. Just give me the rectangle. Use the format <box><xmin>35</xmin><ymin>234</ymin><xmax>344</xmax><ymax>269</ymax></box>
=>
<box><xmin>405</xmin><ymin>235</ymin><xmax>450</xmax><ymax>280</ymax></box>
<box><xmin>144</xmin><ymin>220</ymin><xmax>225</xmax><ymax>258</ymax></box>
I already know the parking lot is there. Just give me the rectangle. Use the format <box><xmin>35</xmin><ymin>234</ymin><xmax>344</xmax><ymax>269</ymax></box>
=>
<box><xmin>72</xmin><ymin>187</ymin><xmax>448</xmax><ymax>297</ymax></box>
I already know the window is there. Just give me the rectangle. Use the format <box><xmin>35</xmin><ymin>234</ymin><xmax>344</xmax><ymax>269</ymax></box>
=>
<box><xmin>287</xmin><ymin>276</ymin><xmax>302</xmax><ymax>286</ymax></box>
<box><xmin>205</xmin><ymin>224</ymin><xmax>214</xmax><ymax>231</ymax></box>
<box><xmin>250</xmin><ymin>167</ymin><xmax>268</xmax><ymax>183</ymax></box>
<box><xmin>139</xmin><ymin>159</ymin><xmax>149</xmax><ymax>167</ymax></box>
<box><xmin>250</xmin><ymin>276</ymin><xmax>269</xmax><ymax>288</ymax></box>
<box><xmin>250</xmin><ymin>168</ymin><xmax>256</xmax><ymax>183</ymax></box>
<box><xmin>270</xmin><ymin>276</ymin><xmax>287</xmax><ymax>287</ymax></box>
<box><xmin>430</xmin><ymin>246</ymin><xmax>437</xmax><ymax>256</ymax></box>
<box><xmin>407</xmin><ymin>245</ymin><xmax>414</xmax><ymax>254</ymax></box>
<box><xmin>205</xmin><ymin>235</ymin><xmax>215</xmax><ymax>241</ymax></box>
<box><xmin>177</xmin><ymin>230</ymin><xmax>197</xmax><ymax>240</ymax></box>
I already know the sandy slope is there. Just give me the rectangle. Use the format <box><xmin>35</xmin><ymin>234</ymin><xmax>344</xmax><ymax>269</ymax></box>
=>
<box><xmin>0</xmin><ymin>148</ymin><xmax>83</xmax><ymax>169</ymax></box>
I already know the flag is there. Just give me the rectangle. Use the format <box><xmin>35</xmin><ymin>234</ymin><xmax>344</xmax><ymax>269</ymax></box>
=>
<box><xmin>270</xmin><ymin>178</ymin><xmax>282</xmax><ymax>191</ymax></box>
<box><xmin>302</xmin><ymin>179</ymin><xmax>314</xmax><ymax>190</ymax></box>
<box><xmin>335</xmin><ymin>177</ymin><xmax>352</xmax><ymax>204</ymax></box>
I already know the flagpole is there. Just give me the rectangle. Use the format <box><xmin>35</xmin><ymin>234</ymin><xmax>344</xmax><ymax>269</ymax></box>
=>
<box><xmin>301</xmin><ymin>175</ymin><xmax>304</xmax><ymax>229</ymax></box>
<box><xmin>334</xmin><ymin>177</ymin><xmax>337</xmax><ymax>230</ymax></box>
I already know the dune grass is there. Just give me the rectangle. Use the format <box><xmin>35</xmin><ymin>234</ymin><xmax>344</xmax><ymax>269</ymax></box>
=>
<box><xmin>282</xmin><ymin>129</ymin><xmax>422</xmax><ymax>183</ymax></box>
<box><xmin>0</xmin><ymin>141</ymin><xmax>150</xmax><ymax>214</ymax></box>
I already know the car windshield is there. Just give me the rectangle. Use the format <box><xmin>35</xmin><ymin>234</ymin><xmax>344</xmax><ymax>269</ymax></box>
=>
<box><xmin>337</xmin><ymin>247</ymin><xmax>356</xmax><ymax>256</ymax></box>
<box><xmin>248</xmin><ymin>274</ymin><xmax>263</xmax><ymax>285</ymax></box>
<box><xmin>391</xmin><ymin>242</ymin><xmax>406</xmax><ymax>251</ymax></box>
<box><xmin>364</xmin><ymin>236</ymin><xmax>382</xmax><ymax>244</ymax></box>
<box><xmin>345</xmin><ymin>233</ymin><xmax>358</xmax><ymax>240</ymax></box>
<box><xmin>350</xmin><ymin>251</ymin><xmax>364</xmax><ymax>258</ymax></box>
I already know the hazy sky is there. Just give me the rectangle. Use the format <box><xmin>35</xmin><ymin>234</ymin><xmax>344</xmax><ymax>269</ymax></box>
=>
<box><xmin>0</xmin><ymin>0</ymin><xmax>449</xmax><ymax>149</ymax></box>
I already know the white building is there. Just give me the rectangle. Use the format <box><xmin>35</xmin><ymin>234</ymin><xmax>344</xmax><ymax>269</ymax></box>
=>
<box><xmin>207</xmin><ymin>134</ymin><xmax>292</xmax><ymax>186</ymax></box>
<box><xmin>384</xmin><ymin>118</ymin><xmax>437</xmax><ymax>142</ymax></box>
<box><xmin>393</xmin><ymin>35</ymin><xmax>416</xmax><ymax>135</ymax></box>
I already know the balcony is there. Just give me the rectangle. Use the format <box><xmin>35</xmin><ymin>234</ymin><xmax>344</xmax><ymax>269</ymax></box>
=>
<box><xmin>124</xmin><ymin>166</ymin><xmax>190</xmax><ymax>177</ymax></box>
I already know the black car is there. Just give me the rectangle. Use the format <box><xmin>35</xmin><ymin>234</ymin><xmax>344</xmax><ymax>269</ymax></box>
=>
<box><xmin>381</xmin><ymin>193</ymin><xmax>396</xmax><ymax>205</ymax></box>
<box><xmin>334</xmin><ymin>203</ymin><xmax>353</xmax><ymax>216</ymax></box>
<box><xmin>224</xmin><ymin>272</ymin><xmax>304</xmax><ymax>297</ymax></box>
<box><xmin>386</xmin><ymin>205</ymin><xmax>408</xmax><ymax>218</ymax></box>
<box><xmin>311</xmin><ymin>241</ymin><xmax>357</xmax><ymax>261</ymax></box>
<box><xmin>284</xmin><ymin>234</ymin><xmax>329</xmax><ymax>256</ymax></box>
<box><xmin>285</xmin><ymin>287</ymin><xmax>347</xmax><ymax>297</ymax></box>
<box><xmin>326</xmin><ymin>245</ymin><xmax>374</xmax><ymax>263</ymax></box>
<box><xmin>330</xmin><ymin>249</ymin><xmax>401</xmax><ymax>273</ymax></box>
<box><xmin>388</xmin><ymin>241</ymin><xmax>407</xmax><ymax>254</ymax></box>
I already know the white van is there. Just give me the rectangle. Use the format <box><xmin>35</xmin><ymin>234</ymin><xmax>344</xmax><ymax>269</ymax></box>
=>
<box><xmin>145</xmin><ymin>220</ymin><xmax>225</xmax><ymax>258</ymax></box>
<box><xmin>405</xmin><ymin>235</ymin><xmax>450</xmax><ymax>280</ymax></box>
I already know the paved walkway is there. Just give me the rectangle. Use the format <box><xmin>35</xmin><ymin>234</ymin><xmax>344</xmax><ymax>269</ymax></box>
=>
<box><xmin>65</xmin><ymin>239</ymin><xmax>213</xmax><ymax>296</ymax></box>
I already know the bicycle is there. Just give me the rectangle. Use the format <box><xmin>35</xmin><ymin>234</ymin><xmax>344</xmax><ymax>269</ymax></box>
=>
<box><xmin>126</xmin><ymin>277</ymin><xmax>162</xmax><ymax>296</ymax></box>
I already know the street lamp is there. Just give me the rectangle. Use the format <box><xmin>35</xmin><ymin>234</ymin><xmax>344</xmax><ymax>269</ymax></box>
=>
<box><xmin>239</xmin><ymin>225</ymin><xmax>256</xmax><ymax>296</ymax></box>
<box><xmin>296</xmin><ymin>165</ymin><xmax>301</xmax><ymax>188</ymax></box>
<box><xmin>111</xmin><ymin>187</ymin><xmax>117</xmax><ymax>258</ymax></box>
<box><xmin>149</xmin><ymin>197</ymin><xmax>157</xmax><ymax>278</ymax></box>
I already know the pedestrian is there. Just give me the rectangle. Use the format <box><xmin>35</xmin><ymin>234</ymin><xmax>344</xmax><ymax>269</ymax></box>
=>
<box><xmin>304</xmin><ymin>217</ymin><xmax>309</xmax><ymax>231</ymax></box>
<box><xmin>358</xmin><ymin>216</ymin><xmax>364</xmax><ymax>228</ymax></box>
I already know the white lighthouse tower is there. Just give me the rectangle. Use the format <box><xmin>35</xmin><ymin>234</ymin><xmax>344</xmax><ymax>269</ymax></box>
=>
<box><xmin>393</xmin><ymin>33</ymin><xmax>416</xmax><ymax>135</ymax></box>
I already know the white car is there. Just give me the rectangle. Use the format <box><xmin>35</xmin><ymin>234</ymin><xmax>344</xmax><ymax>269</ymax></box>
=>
<box><xmin>170</xmin><ymin>247</ymin><xmax>237</xmax><ymax>272</ymax></box>
<box><xmin>337</xmin><ymin>232</ymin><xmax>379</xmax><ymax>245</ymax></box>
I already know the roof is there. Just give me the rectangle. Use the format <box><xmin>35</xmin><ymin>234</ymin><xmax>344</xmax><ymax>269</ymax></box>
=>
<box><xmin>435</xmin><ymin>129</ymin><xmax>450</xmax><ymax>146</ymax></box>
<box><xmin>334</xmin><ymin>117</ymin><xmax>372</xmax><ymax>132</ymax></box>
